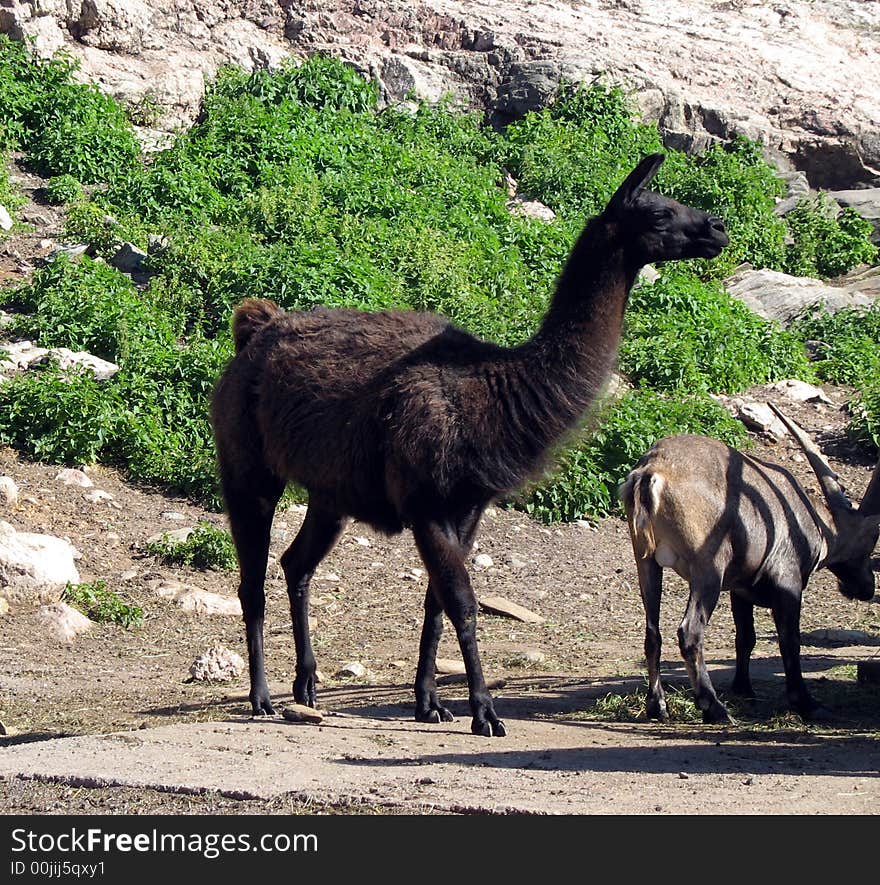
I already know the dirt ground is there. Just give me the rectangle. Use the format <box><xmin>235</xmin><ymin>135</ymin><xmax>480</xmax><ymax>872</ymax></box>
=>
<box><xmin>0</xmin><ymin>382</ymin><xmax>879</xmax><ymax>815</ymax></box>
<box><xmin>2</xmin><ymin>156</ymin><xmax>879</xmax><ymax>815</ymax></box>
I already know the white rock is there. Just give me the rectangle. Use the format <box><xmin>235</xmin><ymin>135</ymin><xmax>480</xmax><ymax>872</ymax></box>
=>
<box><xmin>435</xmin><ymin>658</ymin><xmax>466</xmax><ymax>675</ymax></box>
<box><xmin>717</xmin><ymin>397</ymin><xmax>787</xmax><ymax>439</ymax></box>
<box><xmin>473</xmin><ymin>553</ymin><xmax>494</xmax><ymax>569</ymax></box>
<box><xmin>0</xmin><ymin>476</ymin><xmax>19</xmax><ymax>507</ymax></box>
<box><xmin>335</xmin><ymin>661</ymin><xmax>367</xmax><ymax>678</ymax></box>
<box><xmin>147</xmin><ymin>578</ymin><xmax>189</xmax><ymax>599</ymax></box>
<box><xmin>353</xmin><ymin>536</ymin><xmax>372</xmax><ymax>547</ymax></box>
<box><xmin>189</xmin><ymin>645</ymin><xmax>245</xmax><ymax>682</ymax></box>
<box><xmin>55</xmin><ymin>468</ymin><xmax>93</xmax><ymax>488</ymax></box>
<box><xmin>145</xmin><ymin>526</ymin><xmax>194</xmax><ymax>546</ymax></box>
<box><xmin>506</xmin><ymin>195</ymin><xmax>556</xmax><ymax>222</ymax></box>
<box><xmin>0</xmin><ymin>205</ymin><xmax>12</xmax><ymax>231</ymax></box>
<box><xmin>161</xmin><ymin>511</ymin><xmax>186</xmax><ymax>521</ymax></box>
<box><xmin>175</xmin><ymin>588</ymin><xmax>240</xmax><ymax>616</ymax></box>
<box><xmin>46</xmin><ymin>348</ymin><xmax>119</xmax><ymax>381</ymax></box>
<box><xmin>38</xmin><ymin>602</ymin><xmax>93</xmax><ymax>642</ymax></box>
<box><xmin>770</xmin><ymin>379</ymin><xmax>834</xmax><ymax>405</ymax></box>
<box><xmin>508</xmin><ymin>649</ymin><xmax>546</xmax><ymax>665</ymax></box>
<box><xmin>84</xmin><ymin>489</ymin><xmax>114</xmax><ymax>504</ymax></box>
<box><xmin>0</xmin><ymin>597</ymin><xmax>9</xmax><ymax>616</ymax></box>
<box><xmin>478</xmin><ymin>595</ymin><xmax>545</xmax><ymax>624</ymax></box>
<box><xmin>0</xmin><ymin>521</ymin><xmax>80</xmax><ymax>611</ymax></box>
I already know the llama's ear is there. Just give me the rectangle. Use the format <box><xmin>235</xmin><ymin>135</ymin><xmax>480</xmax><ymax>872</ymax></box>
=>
<box><xmin>606</xmin><ymin>153</ymin><xmax>665</xmax><ymax>215</ymax></box>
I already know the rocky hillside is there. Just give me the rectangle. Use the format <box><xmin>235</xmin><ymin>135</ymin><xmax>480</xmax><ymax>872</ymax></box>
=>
<box><xmin>2</xmin><ymin>1</ymin><xmax>879</xmax><ymax>188</ymax></box>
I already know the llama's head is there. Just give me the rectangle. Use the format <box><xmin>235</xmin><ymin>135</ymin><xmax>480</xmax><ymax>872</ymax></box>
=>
<box><xmin>604</xmin><ymin>153</ymin><xmax>729</xmax><ymax>265</ymax></box>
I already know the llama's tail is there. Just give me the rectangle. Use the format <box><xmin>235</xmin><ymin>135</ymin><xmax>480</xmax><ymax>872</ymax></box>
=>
<box><xmin>232</xmin><ymin>299</ymin><xmax>284</xmax><ymax>353</ymax></box>
<box><xmin>619</xmin><ymin>470</ymin><xmax>663</xmax><ymax>558</ymax></box>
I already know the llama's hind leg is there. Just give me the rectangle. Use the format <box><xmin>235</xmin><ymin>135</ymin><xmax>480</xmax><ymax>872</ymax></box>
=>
<box><xmin>414</xmin><ymin>583</ymin><xmax>454</xmax><ymax>724</ymax></box>
<box><xmin>412</xmin><ymin>517</ymin><xmax>505</xmax><ymax>737</ymax></box>
<box><xmin>280</xmin><ymin>504</ymin><xmax>348</xmax><ymax>707</ymax></box>
<box><xmin>414</xmin><ymin>506</ymin><xmax>483</xmax><ymax>726</ymax></box>
<box><xmin>225</xmin><ymin>478</ymin><xmax>284</xmax><ymax>716</ymax></box>
<box><xmin>637</xmin><ymin>554</ymin><xmax>667</xmax><ymax>721</ymax></box>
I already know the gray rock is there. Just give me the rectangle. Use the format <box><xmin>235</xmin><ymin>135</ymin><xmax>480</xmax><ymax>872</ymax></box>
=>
<box><xmin>0</xmin><ymin>521</ymin><xmax>80</xmax><ymax>612</ymax></box>
<box><xmin>38</xmin><ymin>602</ymin><xmax>93</xmax><ymax>642</ymax></box>
<box><xmin>189</xmin><ymin>645</ymin><xmax>245</xmax><ymax>682</ymax></box>
<box><xmin>145</xmin><ymin>526</ymin><xmax>194</xmax><ymax>546</ymax></box>
<box><xmin>478</xmin><ymin>595</ymin><xmax>544</xmax><ymax>624</ymax></box>
<box><xmin>335</xmin><ymin>661</ymin><xmax>367</xmax><ymax>678</ymax></box>
<box><xmin>493</xmin><ymin>60</ymin><xmax>560</xmax><ymax>119</ymax></box>
<box><xmin>55</xmin><ymin>468</ymin><xmax>93</xmax><ymax>489</ymax></box>
<box><xmin>507</xmin><ymin>649</ymin><xmax>546</xmax><ymax>666</ymax></box>
<box><xmin>829</xmin><ymin>188</ymin><xmax>880</xmax><ymax>242</ymax></box>
<box><xmin>801</xmin><ymin>628</ymin><xmax>880</xmax><ymax>647</ymax></box>
<box><xmin>724</xmin><ymin>266</ymin><xmax>876</xmax><ymax>327</ymax></box>
<box><xmin>435</xmin><ymin>657</ymin><xmax>466</xmax><ymax>675</ymax></box>
<box><xmin>281</xmin><ymin>703</ymin><xmax>324</xmax><ymax>724</ymax></box>
<box><xmin>108</xmin><ymin>242</ymin><xmax>149</xmax><ymax>274</ymax></box>
<box><xmin>0</xmin><ymin>476</ymin><xmax>19</xmax><ymax>507</ymax></box>
<box><xmin>769</xmin><ymin>379</ymin><xmax>834</xmax><ymax>405</ymax></box>
<box><xmin>506</xmin><ymin>195</ymin><xmax>555</xmax><ymax>222</ymax></box>
<box><xmin>175</xmin><ymin>588</ymin><xmax>240</xmax><ymax>616</ymax></box>
<box><xmin>84</xmin><ymin>489</ymin><xmax>114</xmax><ymax>504</ymax></box>
<box><xmin>713</xmin><ymin>397</ymin><xmax>787</xmax><ymax>439</ymax></box>
<box><xmin>473</xmin><ymin>553</ymin><xmax>494</xmax><ymax>569</ymax></box>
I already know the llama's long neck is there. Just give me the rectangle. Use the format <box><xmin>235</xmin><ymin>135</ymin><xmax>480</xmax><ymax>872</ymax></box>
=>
<box><xmin>517</xmin><ymin>217</ymin><xmax>637</xmax><ymax>431</ymax></box>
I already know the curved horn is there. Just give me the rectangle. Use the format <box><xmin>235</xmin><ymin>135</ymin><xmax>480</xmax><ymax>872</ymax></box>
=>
<box><xmin>769</xmin><ymin>404</ymin><xmax>850</xmax><ymax>509</ymax></box>
<box><xmin>858</xmin><ymin>461</ymin><xmax>880</xmax><ymax>516</ymax></box>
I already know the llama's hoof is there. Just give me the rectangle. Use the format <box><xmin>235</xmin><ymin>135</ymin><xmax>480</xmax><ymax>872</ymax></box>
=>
<box><xmin>250</xmin><ymin>695</ymin><xmax>275</xmax><ymax>717</ymax></box>
<box><xmin>471</xmin><ymin>717</ymin><xmax>506</xmax><ymax>737</ymax></box>
<box><xmin>293</xmin><ymin>674</ymin><xmax>317</xmax><ymax>708</ymax></box>
<box><xmin>416</xmin><ymin>705</ymin><xmax>454</xmax><ymax>724</ymax></box>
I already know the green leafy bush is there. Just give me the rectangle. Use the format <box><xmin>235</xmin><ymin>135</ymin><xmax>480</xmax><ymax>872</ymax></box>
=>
<box><xmin>783</xmin><ymin>194</ymin><xmax>878</xmax><ymax>279</ymax></box>
<box><xmin>0</xmin><ymin>35</ymin><xmax>139</xmax><ymax>182</ymax></box>
<box><xmin>63</xmin><ymin>580</ymin><xmax>143</xmax><ymax>628</ymax></box>
<box><xmin>0</xmin><ymin>364</ymin><xmax>120</xmax><ymax>465</ymax></box>
<box><xmin>621</xmin><ymin>270</ymin><xmax>812</xmax><ymax>393</ymax></box>
<box><xmin>144</xmin><ymin>522</ymin><xmax>237</xmax><ymax>570</ymax></box>
<box><xmin>1</xmin><ymin>55</ymin><xmax>877</xmax><ymax>524</ymax></box>
<box><xmin>45</xmin><ymin>173</ymin><xmax>85</xmax><ymax>205</ymax></box>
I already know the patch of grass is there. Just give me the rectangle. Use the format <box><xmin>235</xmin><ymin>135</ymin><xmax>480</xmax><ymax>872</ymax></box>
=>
<box><xmin>144</xmin><ymin>521</ymin><xmax>237</xmax><ymax>570</ymax></box>
<box><xmin>556</xmin><ymin>684</ymin><xmax>703</xmax><ymax>724</ymax></box>
<box><xmin>62</xmin><ymin>580</ymin><xmax>143</xmax><ymax>628</ymax></box>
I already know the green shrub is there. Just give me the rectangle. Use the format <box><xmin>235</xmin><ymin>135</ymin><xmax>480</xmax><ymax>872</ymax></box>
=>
<box><xmin>63</xmin><ymin>580</ymin><xmax>143</xmax><ymax>628</ymax></box>
<box><xmin>621</xmin><ymin>270</ymin><xmax>812</xmax><ymax>393</ymax></box>
<box><xmin>144</xmin><ymin>522</ymin><xmax>237</xmax><ymax>570</ymax></box>
<box><xmin>783</xmin><ymin>194</ymin><xmax>878</xmax><ymax>279</ymax></box>
<box><xmin>45</xmin><ymin>173</ymin><xmax>85</xmax><ymax>205</ymax></box>
<box><xmin>0</xmin><ymin>35</ymin><xmax>139</xmax><ymax>183</ymax></box>
<box><xmin>9</xmin><ymin>254</ymin><xmax>174</xmax><ymax>362</ymax></box>
<box><xmin>0</xmin><ymin>363</ymin><xmax>120</xmax><ymax>465</ymax></box>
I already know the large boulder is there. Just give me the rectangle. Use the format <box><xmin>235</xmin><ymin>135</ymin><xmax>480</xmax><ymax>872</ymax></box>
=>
<box><xmin>0</xmin><ymin>521</ymin><xmax>80</xmax><ymax>612</ymax></box>
<box><xmin>724</xmin><ymin>266</ymin><xmax>878</xmax><ymax>327</ymax></box>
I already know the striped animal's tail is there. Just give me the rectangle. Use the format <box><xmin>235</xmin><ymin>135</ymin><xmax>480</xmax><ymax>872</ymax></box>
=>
<box><xmin>620</xmin><ymin>470</ymin><xmax>663</xmax><ymax>558</ymax></box>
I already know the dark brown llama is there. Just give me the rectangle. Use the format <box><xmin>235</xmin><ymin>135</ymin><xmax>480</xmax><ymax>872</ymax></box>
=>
<box><xmin>211</xmin><ymin>153</ymin><xmax>729</xmax><ymax>736</ymax></box>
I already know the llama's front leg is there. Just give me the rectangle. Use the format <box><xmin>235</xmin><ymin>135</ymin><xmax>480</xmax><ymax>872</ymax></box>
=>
<box><xmin>281</xmin><ymin>505</ymin><xmax>348</xmax><ymax>707</ymax></box>
<box><xmin>414</xmin><ymin>583</ymin><xmax>454</xmax><ymax>724</ymax></box>
<box><xmin>412</xmin><ymin>519</ymin><xmax>505</xmax><ymax>737</ymax></box>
